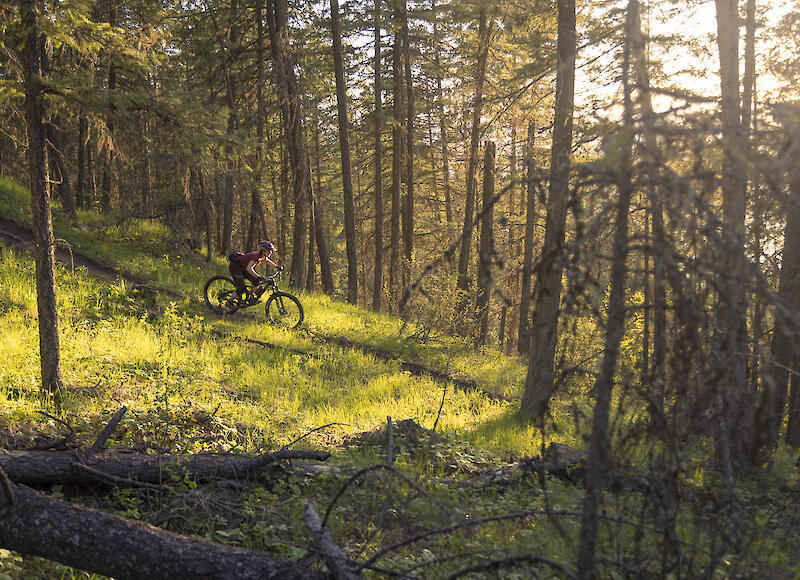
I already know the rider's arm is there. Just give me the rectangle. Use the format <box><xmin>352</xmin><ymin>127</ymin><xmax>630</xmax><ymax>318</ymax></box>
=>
<box><xmin>264</xmin><ymin>258</ymin><xmax>279</xmax><ymax>269</ymax></box>
<box><xmin>246</xmin><ymin>260</ymin><xmax>260</xmax><ymax>279</ymax></box>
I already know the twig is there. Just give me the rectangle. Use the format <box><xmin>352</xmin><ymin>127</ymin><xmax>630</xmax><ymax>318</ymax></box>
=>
<box><xmin>72</xmin><ymin>462</ymin><xmax>162</xmax><ymax>491</ymax></box>
<box><xmin>303</xmin><ymin>502</ymin><xmax>360</xmax><ymax>580</ymax></box>
<box><xmin>432</xmin><ymin>382</ymin><xmax>447</xmax><ymax>433</ymax></box>
<box><xmin>386</xmin><ymin>417</ymin><xmax>394</xmax><ymax>466</ymax></box>
<box><xmin>27</xmin><ymin>411</ymin><xmax>74</xmax><ymax>451</ymax></box>
<box><xmin>88</xmin><ymin>406</ymin><xmax>128</xmax><ymax>456</ymax></box>
<box><xmin>54</xmin><ymin>238</ymin><xmax>74</xmax><ymax>274</ymax></box>
<box><xmin>0</xmin><ymin>465</ymin><xmax>14</xmax><ymax>506</ymax></box>
<box><xmin>280</xmin><ymin>423</ymin><xmax>348</xmax><ymax>451</ymax></box>
<box><xmin>322</xmin><ymin>465</ymin><xmax>427</xmax><ymax>529</ymax></box>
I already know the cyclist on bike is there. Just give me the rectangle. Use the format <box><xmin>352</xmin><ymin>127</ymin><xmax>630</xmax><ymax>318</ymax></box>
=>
<box><xmin>229</xmin><ymin>240</ymin><xmax>282</xmax><ymax>305</ymax></box>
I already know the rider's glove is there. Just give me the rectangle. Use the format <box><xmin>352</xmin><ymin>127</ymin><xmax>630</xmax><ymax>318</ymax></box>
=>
<box><xmin>256</xmin><ymin>276</ymin><xmax>268</xmax><ymax>284</ymax></box>
<box><xmin>276</xmin><ymin>266</ymin><xmax>283</xmax><ymax>272</ymax></box>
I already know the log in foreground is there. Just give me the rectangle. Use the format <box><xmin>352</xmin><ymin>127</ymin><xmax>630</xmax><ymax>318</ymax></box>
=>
<box><xmin>0</xmin><ymin>482</ymin><xmax>324</xmax><ymax>580</ymax></box>
<box><xmin>0</xmin><ymin>448</ymin><xmax>331</xmax><ymax>487</ymax></box>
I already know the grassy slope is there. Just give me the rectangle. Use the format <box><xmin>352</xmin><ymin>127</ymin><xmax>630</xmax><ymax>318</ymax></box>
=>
<box><xmin>1</xmin><ymin>176</ymin><xmax>798</xmax><ymax>579</ymax></box>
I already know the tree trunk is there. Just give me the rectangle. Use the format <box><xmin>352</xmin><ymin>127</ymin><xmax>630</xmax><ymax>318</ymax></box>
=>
<box><xmin>268</xmin><ymin>0</ymin><xmax>309</xmax><ymax>289</ymax></box>
<box><xmin>21</xmin><ymin>0</ymin><xmax>64</xmax><ymax>396</ymax></box>
<box><xmin>475</xmin><ymin>141</ymin><xmax>495</xmax><ymax>346</ymax></box>
<box><xmin>0</xmin><ymin>482</ymin><xmax>321</xmax><ymax>580</ymax></box>
<box><xmin>767</xmin><ymin>106</ymin><xmax>800</xmax><ymax>448</ymax></box>
<box><xmin>101</xmin><ymin>0</ymin><xmax>116</xmax><ymax>213</ymax></box>
<box><xmin>77</xmin><ymin>112</ymin><xmax>87</xmax><ymax>209</ymax></box>
<box><xmin>389</xmin><ymin>7</ymin><xmax>403</xmax><ymax>306</ymax></box>
<box><xmin>373</xmin><ymin>0</ymin><xmax>384</xmax><ymax>311</ymax></box>
<box><xmin>520</xmin><ymin>0</ymin><xmax>576</xmax><ymax>417</ymax></box>
<box><xmin>330</xmin><ymin>0</ymin><xmax>358</xmax><ymax>304</ymax></box>
<box><xmin>517</xmin><ymin>122</ymin><xmax>536</xmax><ymax>355</ymax></box>
<box><xmin>714</xmin><ymin>0</ymin><xmax>752</xmax><ymax>467</ymax></box>
<box><xmin>432</xmin><ymin>0</ymin><xmax>451</xmax><ymax>225</ymax></box>
<box><xmin>401</xmin><ymin>0</ymin><xmax>414</xmax><ymax>288</ymax></box>
<box><xmin>577</xmin><ymin>8</ymin><xmax>634</xmax><ymax>574</ymax></box>
<box><xmin>247</xmin><ymin>0</ymin><xmax>268</xmax><ymax>252</ymax></box>
<box><xmin>456</xmin><ymin>5</ymin><xmax>490</xmax><ymax>302</ymax></box>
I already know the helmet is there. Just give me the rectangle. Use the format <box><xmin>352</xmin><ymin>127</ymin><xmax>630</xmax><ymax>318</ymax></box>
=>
<box><xmin>259</xmin><ymin>240</ymin><xmax>276</xmax><ymax>253</ymax></box>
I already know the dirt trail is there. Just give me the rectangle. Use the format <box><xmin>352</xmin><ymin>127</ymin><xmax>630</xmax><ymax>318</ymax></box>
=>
<box><xmin>1</xmin><ymin>216</ymin><xmax>122</xmax><ymax>281</ymax></box>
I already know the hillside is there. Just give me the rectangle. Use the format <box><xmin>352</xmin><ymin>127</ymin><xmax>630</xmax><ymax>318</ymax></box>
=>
<box><xmin>2</xmin><ymin>177</ymin><xmax>799</xmax><ymax>579</ymax></box>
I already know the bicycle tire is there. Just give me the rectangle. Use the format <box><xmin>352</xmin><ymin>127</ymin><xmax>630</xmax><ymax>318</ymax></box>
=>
<box><xmin>203</xmin><ymin>275</ymin><xmax>240</xmax><ymax>314</ymax></box>
<box><xmin>264</xmin><ymin>291</ymin><xmax>304</xmax><ymax>329</ymax></box>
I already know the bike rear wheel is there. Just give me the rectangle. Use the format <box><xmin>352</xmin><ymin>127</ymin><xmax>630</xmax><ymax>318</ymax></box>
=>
<box><xmin>204</xmin><ymin>276</ymin><xmax>240</xmax><ymax>314</ymax></box>
<box><xmin>265</xmin><ymin>291</ymin><xmax>304</xmax><ymax>329</ymax></box>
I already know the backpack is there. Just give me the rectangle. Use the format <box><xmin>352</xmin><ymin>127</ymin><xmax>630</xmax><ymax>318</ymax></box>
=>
<box><xmin>228</xmin><ymin>251</ymin><xmax>243</xmax><ymax>263</ymax></box>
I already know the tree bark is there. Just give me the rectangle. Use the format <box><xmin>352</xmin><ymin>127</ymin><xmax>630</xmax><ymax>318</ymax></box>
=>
<box><xmin>714</xmin><ymin>0</ymin><xmax>752</xmax><ymax>467</ymax></box>
<box><xmin>0</xmin><ymin>482</ymin><xmax>322</xmax><ymax>580</ymax></box>
<box><xmin>268</xmin><ymin>0</ymin><xmax>310</xmax><ymax>288</ymax></box>
<box><xmin>517</xmin><ymin>122</ymin><xmax>537</xmax><ymax>355</ymax></box>
<box><xmin>389</xmin><ymin>6</ymin><xmax>403</xmax><ymax>305</ymax></box>
<box><xmin>456</xmin><ymin>5</ymin><xmax>490</xmax><ymax>303</ymax></box>
<box><xmin>330</xmin><ymin>0</ymin><xmax>358</xmax><ymax>304</ymax></box>
<box><xmin>432</xmin><ymin>0</ymin><xmax>451</xmax><ymax>225</ymax></box>
<box><xmin>0</xmin><ymin>448</ymin><xmax>330</xmax><ymax>487</ymax></box>
<box><xmin>401</xmin><ymin>0</ymin><xmax>414</xmax><ymax>289</ymax></box>
<box><xmin>77</xmin><ymin>111</ymin><xmax>88</xmax><ymax>208</ymax></box>
<box><xmin>373</xmin><ymin>0</ymin><xmax>384</xmax><ymax>311</ymax></box>
<box><xmin>475</xmin><ymin>141</ymin><xmax>495</xmax><ymax>346</ymax></box>
<box><xmin>520</xmin><ymin>0</ymin><xmax>576</xmax><ymax>417</ymax></box>
<box><xmin>21</xmin><ymin>0</ymin><xmax>64</xmax><ymax>396</ymax></box>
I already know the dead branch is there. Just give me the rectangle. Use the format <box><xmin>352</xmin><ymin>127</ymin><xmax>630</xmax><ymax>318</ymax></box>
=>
<box><xmin>303</xmin><ymin>502</ymin><xmax>360</xmax><ymax>580</ymax></box>
<box><xmin>88</xmin><ymin>406</ymin><xmax>127</xmax><ymax>456</ymax></box>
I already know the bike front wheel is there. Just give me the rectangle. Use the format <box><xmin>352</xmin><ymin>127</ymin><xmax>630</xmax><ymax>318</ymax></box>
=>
<box><xmin>204</xmin><ymin>276</ymin><xmax>240</xmax><ymax>314</ymax></box>
<box><xmin>265</xmin><ymin>292</ymin><xmax>304</xmax><ymax>329</ymax></box>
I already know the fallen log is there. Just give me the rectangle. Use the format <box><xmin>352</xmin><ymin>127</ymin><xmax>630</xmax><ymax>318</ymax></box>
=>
<box><xmin>315</xmin><ymin>334</ymin><xmax>516</xmax><ymax>403</ymax></box>
<box><xmin>0</xmin><ymin>482</ymin><xmax>324</xmax><ymax>579</ymax></box>
<box><xmin>0</xmin><ymin>448</ymin><xmax>331</xmax><ymax>487</ymax></box>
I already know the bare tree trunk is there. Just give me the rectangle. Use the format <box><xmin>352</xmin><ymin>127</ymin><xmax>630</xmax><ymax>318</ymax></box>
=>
<box><xmin>267</xmin><ymin>0</ymin><xmax>310</xmax><ymax>287</ymax></box>
<box><xmin>456</xmin><ymin>5</ymin><xmax>490</xmax><ymax>303</ymax></box>
<box><xmin>77</xmin><ymin>111</ymin><xmax>87</xmax><ymax>209</ymax></box>
<box><xmin>517</xmin><ymin>123</ymin><xmax>537</xmax><ymax>355</ymax></box>
<box><xmin>475</xmin><ymin>141</ymin><xmax>495</xmax><ymax>346</ymax></box>
<box><xmin>247</xmin><ymin>0</ymin><xmax>269</xmax><ymax>251</ymax></box>
<box><xmin>400</xmin><ymin>0</ymin><xmax>414</xmax><ymax>289</ymax></box>
<box><xmin>100</xmin><ymin>0</ymin><xmax>116</xmax><ymax>213</ymax></box>
<box><xmin>432</xmin><ymin>0</ymin><xmax>451</xmax><ymax>225</ymax></box>
<box><xmin>389</xmin><ymin>7</ymin><xmax>403</xmax><ymax>306</ymax></box>
<box><xmin>21</xmin><ymin>0</ymin><xmax>63</xmax><ymax>396</ymax></box>
<box><xmin>330</xmin><ymin>0</ymin><xmax>358</xmax><ymax>304</ymax></box>
<box><xmin>373</xmin><ymin>0</ymin><xmax>384</xmax><ymax>312</ymax></box>
<box><xmin>577</xmin><ymin>7</ymin><xmax>634</xmax><ymax>574</ymax></box>
<box><xmin>520</xmin><ymin>0</ymin><xmax>576</xmax><ymax>417</ymax></box>
<box><xmin>714</xmin><ymin>0</ymin><xmax>752</xmax><ymax>467</ymax></box>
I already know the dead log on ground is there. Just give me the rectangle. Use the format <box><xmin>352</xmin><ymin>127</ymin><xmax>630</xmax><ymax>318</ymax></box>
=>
<box><xmin>0</xmin><ymin>448</ymin><xmax>331</xmax><ymax>487</ymax></box>
<box><xmin>0</xmin><ymin>482</ymin><xmax>324</xmax><ymax>579</ymax></box>
<box><xmin>316</xmin><ymin>334</ymin><xmax>516</xmax><ymax>403</ymax></box>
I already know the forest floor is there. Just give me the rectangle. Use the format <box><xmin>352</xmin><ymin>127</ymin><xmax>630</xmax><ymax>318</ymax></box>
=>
<box><xmin>1</xmin><ymin>177</ymin><xmax>799</xmax><ymax>579</ymax></box>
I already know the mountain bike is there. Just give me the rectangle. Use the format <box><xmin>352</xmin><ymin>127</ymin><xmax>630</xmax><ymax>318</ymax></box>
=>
<box><xmin>203</xmin><ymin>271</ymin><xmax>304</xmax><ymax>329</ymax></box>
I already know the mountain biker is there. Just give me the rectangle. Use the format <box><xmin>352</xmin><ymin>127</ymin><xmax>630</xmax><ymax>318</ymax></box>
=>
<box><xmin>229</xmin><ymin>240</ymin><xmax>282</xmax><ymax>304</ymax></box>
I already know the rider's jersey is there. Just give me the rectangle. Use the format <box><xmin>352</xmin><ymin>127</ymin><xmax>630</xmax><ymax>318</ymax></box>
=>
<box><xmin>230</xmin><ymin>251</ymin><xmax>263</xmax><ymax>271</ymax></box>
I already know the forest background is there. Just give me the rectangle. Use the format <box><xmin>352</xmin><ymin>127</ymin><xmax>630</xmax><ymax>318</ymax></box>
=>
<box><xmin>1</xmin><ymin>0</ymin><xmax>800</xmax><ymax>577</ymax></box>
